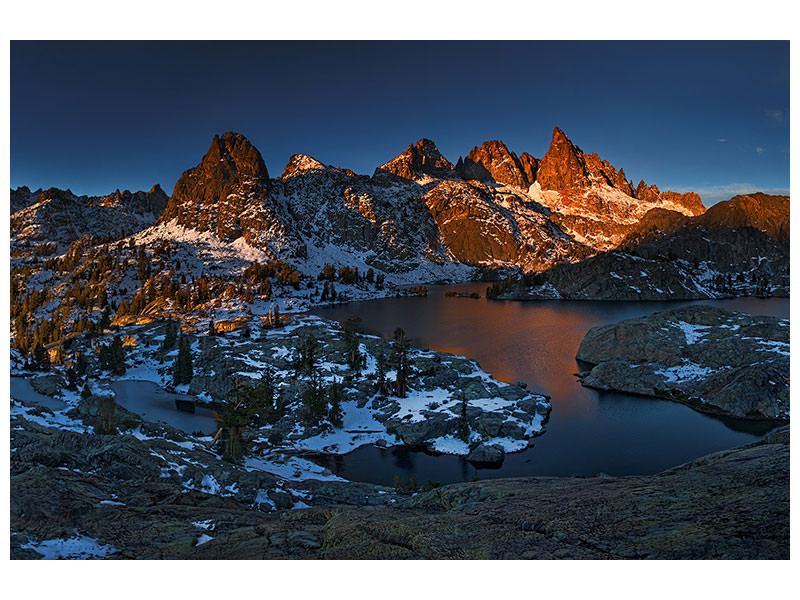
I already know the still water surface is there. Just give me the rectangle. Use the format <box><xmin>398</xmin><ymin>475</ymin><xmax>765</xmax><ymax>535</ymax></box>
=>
<box><xmin>311</xmin><ymin>285</ymin><xmax>788</xmax><ymax>485</ymax></box>
<box><xmin>111</xmin><ymin>380</ymin><xmax>219</xmax><ymax>435</ymax></box>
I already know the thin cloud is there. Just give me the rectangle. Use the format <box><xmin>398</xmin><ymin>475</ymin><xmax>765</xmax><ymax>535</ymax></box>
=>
<box><xmin>764</xmin><ymin>108</ymin><xmax>785</xmax><ymax>122</ymax></box>
<box><xmin>755</xmin><ymin>147</ymin><xmax>765</xmax><ymax>154</ymax></box>
<box><xmin>665</xmin><ymin>183</ymin><xmax>790</xmax><ymax>206</ymax></box>
<box><xmin>715</xmin><ymin>137</ymin><xmax>727</xmax><ymax>143</ymax></box>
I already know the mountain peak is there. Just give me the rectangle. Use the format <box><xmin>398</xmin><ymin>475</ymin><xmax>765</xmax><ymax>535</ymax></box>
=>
<box><xmin>551</xmin><ymin>126</ymin><xmax>572</xmax><ymax>145</ymax></box>
<box><xmin>457</xmin><ymin>140</ymin><xmax>536</xmax><ymax>189</ymax></box>
<box><xmin>159</xmin><ymin>132</ymin><xmax>274</xmax><ymax>239</ymax></box>
<box><xmin>536</xmin><ymin>127</ymin><xmax>588</xmax><ymax>191</ymax></box>
<box><xmin>281</xmin><ymin>154</ymin><xmax>328</xmax><ymax>181</ymax></box>
<box><xmin>376</xmin><ymin>138</ymin><xmax>454</xmax><ymax>180</ymax></box>
<box><xmin>201</xmin><ymin>131</ymin><xmax>269</xmax><ymax>181</ymax></box>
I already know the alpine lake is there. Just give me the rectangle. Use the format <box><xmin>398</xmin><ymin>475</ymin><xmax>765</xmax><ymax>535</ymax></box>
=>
<box><xmin>307</xmin><ymin>284</ymin><xmax>788</xmax><ymax>485</ymax></box>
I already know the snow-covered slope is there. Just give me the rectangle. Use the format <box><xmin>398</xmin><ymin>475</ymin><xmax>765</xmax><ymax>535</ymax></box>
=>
<box><xmin>10</xmin><ymin>185</ymin><xmax>168</xmax><ymax>255</ymax></box>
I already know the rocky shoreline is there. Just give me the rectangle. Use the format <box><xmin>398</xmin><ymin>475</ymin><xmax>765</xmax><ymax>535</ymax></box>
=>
<box><xmin>576</xmin><ymin>305</ymin><xmax>789</xmax><ymax>420</ymax></box>
<box><xmin>11</xmin><ymin>404</ymin><xmax>788</xmax><ymax>559</ymax></box>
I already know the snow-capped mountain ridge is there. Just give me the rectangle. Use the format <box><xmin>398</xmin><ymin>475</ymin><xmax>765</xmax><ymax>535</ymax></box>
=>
<box><xmin>10</xmin><ymin>185</ymin><xmax>168</xmax><ymax>253</ymax></box>
<box><xmin>12</xmin><ymin>126</ymin><xmax>716</xmax><ymax>283</ymax></box>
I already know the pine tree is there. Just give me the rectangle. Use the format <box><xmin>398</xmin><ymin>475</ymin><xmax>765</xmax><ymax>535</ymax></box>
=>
<box><xmin>172</xmin><ymin>335</ymin><xmax>193</xmax><ymax>386</ymax></box>
<box><xmin>66</xmin><ymin>367</ymin><xmax>79</xmax><ymax>391</ymax></box>
<box><xmin>328</xmin><ymin>379</ymin><xmax>344</xmax><ymax>428</ymax></box>
<box><xmin>75</xmin><ymin>351</ymin><xmax>88</xmax><ymax>376</ymax></box>
<box><xmin>109</xmin><ymin>335</ymin><xmax>126</xmax><ymax>375</ymax></box>
<box><xmin>375</xmin><ymin>350</ymin><xmax>387</xmax><ymax>395</ymax></box>
<box><xmin>215</xmin><ymin>391</ymin><xmax>249</xmax><ymax>463</ymax></box>
<box><xmin>344</xmin><ymin>319</ymin><xmax>362</xmax><ymax>376</ymax></box>
<box><xmin>393</xmin><ymin>328</ymin><xmax>409</xmax><ymax>398</ymax></box>
<box><xmin>294</xmin><ymin>334</ymin><xmax>319</xmax><ymax>377</ymax></box>
<box><xmin>96</xmin><ymin>396</ymin><xmax>119</xmax><ymax>434</ymax></box>
<box><xmin>99</xmin><ymin>307</ymin><xmax>111</xmax><ymax>331</ymax></box>
<box><xmin>272</xmin><ymin>304</ymin><xmax>281</xmax><ymax>327</ymax></box>
<box><xmin>33</xmin><ymin>342</ymin><xmax>50</xmax><ymax>371</ymax></box>
<box><xmin>302</xmin><ymin>370</ymin><xmax>326</xmax><ymax>425</ymax></box>
<box><xmin>161</xmin><ymin>320</ymin><xmax>178</xmax><ymax>352</ymax></box>
<box><xmin>249</xmin><ymin>368</ymin><xmax>277</xmax><ymax>427</ymax></box>
<box><xmin>456</xmin><ymin>392</ymin><xmax>470</xmax><ymax>442</ymax></box>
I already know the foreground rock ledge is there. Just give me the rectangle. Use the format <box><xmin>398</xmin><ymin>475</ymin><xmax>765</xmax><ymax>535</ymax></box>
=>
<box><xmin>11</xmin><ymin>422</ymin><xmax>788</xmax><ymax>559</ymax></box>
<box><xmin>576</xmin><ymin>304</ymin><xmax>789</xmax><ymax>420</ymax></box>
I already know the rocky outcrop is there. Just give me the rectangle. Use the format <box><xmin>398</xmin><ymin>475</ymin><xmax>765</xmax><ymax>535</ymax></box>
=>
<box><xmin>10</xmin><ymin>186</ymin><xmax>42</xmax><ymax>214</ymax></box>
<box><xmin>280</xmin><ymin>154</ymin><xmax>328</xmax><ymax>181</ymax></box>
<box><xmin>535</xmin><ymin>126</ymin><xmax>635</xmax><ymax>196</ymax></box>
<box><xmin>158</xmin><ymin>132</ymin><xmax>300</xmax><ymax>253</ymax></box>
<box><xmin>9</xmin><ymin>412</ymin><xmax>394</xmax><ymax>559</ymax></box>
<box><xmin>457</xmin><ymin>140</ymin><xmax>535</xmax><ymax>189</ymax></box>
<box><xmin>655</xmin><ymin>190</ymin><xmax>705</xmax><ymax>216</ymax></box>
<box><xmin>466</xmin><ymin>443</ymin><xmax>505</xmax><ymax>464</ymax></box>
<box><xmin>421</xmin><ymin>179</ymin><xmax>588</xmax><ymax>271</ymax></box>
<box><xmin>576</xmin><ymin>305</ymin><xmax>789</xmax><ymax>420</ymax></box>
<box><xmin>536</xmin><ymin>127</ymin><xmax>591</xmax><ymax>192</ymax></box>
<box><xmin>698</xmin><ymin>192</ymin><xmax>789</xmax><ymax>243</ymax></box>
<box><xmin>494</xmin><ymin>251</ymin><xmax>721</xmax><ymax>301</ymax></box>
<box><xmin>320</xmin><ymin>429</ymin><xmax>788</xmax><ymax>559</ymax></box>
<box><xmin>184</xmin><ymin>317</ymin><xmax>552</xmax><ymax>453</ymax></box>
<box><xmin>375</xmin><ymin>138</ymin><xmax>454</xmax><ymax>180</ymax></box>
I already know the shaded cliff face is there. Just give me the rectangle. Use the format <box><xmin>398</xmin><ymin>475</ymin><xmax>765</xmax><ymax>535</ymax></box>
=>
<box><xmin>276</xmin><ymin>155</ymin><xmax>453</xmax><ymax>274</ymax></box>
<box><xmin>620</xmin><ymin>193</ymin><xmax>789</xmax><ymax>251</ymax></box>
<box><xmin>10</xmin><ymin>186</ymin><xmax>42</xmax><ymax>214</ymax></box>
<box><xmin>156</xmin><ymin>132</ymin><xmax>302</xmax><ymax>256</ymax></box>
<box><xmin>699</xmin><ymin>193</ymin><xmax>789</xmax><ymax>243</ymax></box>
<box><xmin>160</xmin><ymin>132</ymin><xmax>271</xmax><ymax>240</ymax></box>
<box><xmin>421</xmin><ymin>180</ymin><xmax>586</xmax><ymax>271</ymax></box>
<box><xmin>518</xmin><ymin>152</ymin><xmax>539</xmax><ymax>188</ymax></box>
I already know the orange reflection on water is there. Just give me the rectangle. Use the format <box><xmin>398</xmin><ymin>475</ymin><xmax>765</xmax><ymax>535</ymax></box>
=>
<box><xmin>404</xmin><ymin>290</ymin><xmax>602</xmax><ymax>419</ymax></box>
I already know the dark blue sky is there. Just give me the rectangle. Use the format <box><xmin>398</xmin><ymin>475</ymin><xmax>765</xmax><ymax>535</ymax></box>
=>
<box><xmin>11</xmin><ymin>41</ymin><xmax>789</xmax><ymax>205</ymax></box>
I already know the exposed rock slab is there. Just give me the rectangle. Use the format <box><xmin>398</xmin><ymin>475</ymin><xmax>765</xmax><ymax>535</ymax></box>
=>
<box><xmin>576</xmin><ymin>305</ymin><xmax>789</xmax><ymax>419</ymax></box>
<box><xmin>319</xmin><ymin>429</ymin><xmax>788</xmax><ymax>559</ymax></box>
<box><xmin>10</xmin><ymin>399</ymin><xmax>788</xmax><ymax>559</ymax></box>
